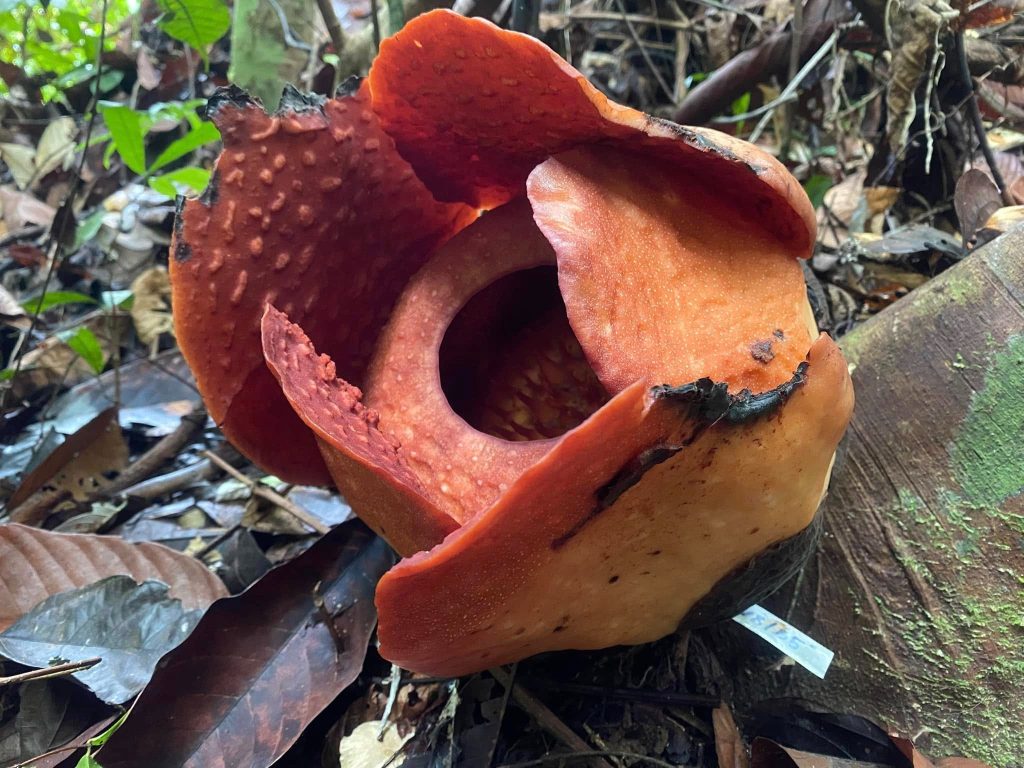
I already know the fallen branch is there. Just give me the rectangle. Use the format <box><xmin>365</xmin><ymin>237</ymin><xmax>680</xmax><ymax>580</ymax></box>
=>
<box><xmin>0</xmin><ymin>657</ymin><xmax>101</xmax><ymax>687</ymax></box>
<box><xmin>202</xmin><ymin>450</ymin><xmax>330</xmax><ymax>535</ymax></box>
<box><xmin>491</xmin><ymin>668</ymin><xmax>615</xmax><ymax>768</ymax></box>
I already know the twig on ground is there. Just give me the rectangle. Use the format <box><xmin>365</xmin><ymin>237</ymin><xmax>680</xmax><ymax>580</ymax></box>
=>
<box><xmin>956</xmin><ymin>30</ymin><xmax>1015</xmax><ymax>206</ymax></box>
<box><xmin>747</xmin><ymin>28</ymin><xmax>839</xmax><ymax>142</ymax></box>
<box><xmin>118</xmin><ymin>459</ymin><xmax>216</xmax><ymax>501</ymax></box>
<box><xmin>548</xmin><ymin>10</ymin><xmax>692</xmax><ymax>31</ymax></box>
<box><xmin>0</xmin><ymin>657</ymin><xmax>101</xmax><ymax>687</ymax></box>
<box><xmin>491</xmin><ymin>668</ymin><xmax>615</xmax><ymax>768</ymax></box>
<box><xmin>485</xmin><ymin>664</ymin><xmax>517</xmax><ymax>768</ymax></box>
<box><xmin>315</xmin><ymin>0</ymin><xmax>347</xmax><ymax>93</ymax></box>
<box><xmin>519</xmin><ymin>678</ymin><xmax>720</xmax><ymax>709</ymax></box>
<box><xmin>379</xmin><ymin>664</ymin><xmax>404</xmax><ymax>738</ymax></box>
<box><xmin>612</xmin><ymin>0</ymin><xmax>676</xmax><ymax>104</ymax></box>
<box><xmin>202</xmin><ymin>450</ymin><xmax>330</xmax><ymax>534</ymax></box>
<box><xmin>104</xmin><ymin>404</ymin><xmax>208</xmax><ymax>496</ymax></box>
<box><xmin>496</xmin><ymin>752</ymin><xmax>679</xmax><ymax>768</ymax></box>
<box><xmin>6</xmin><ymin>404</ymin><xmax>209</xmax><ymax>526</ymax></box>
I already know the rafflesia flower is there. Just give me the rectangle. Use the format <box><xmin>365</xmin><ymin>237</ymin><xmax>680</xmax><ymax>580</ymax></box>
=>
<box><xmin>172</xmin><ymin>10</ymin><xmax>854</xmax><ymax>675</ymax></box>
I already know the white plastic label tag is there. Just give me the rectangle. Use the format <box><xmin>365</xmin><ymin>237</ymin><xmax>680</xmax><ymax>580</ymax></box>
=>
<box><xmin>733</xmin><ymin>604</ymin><xmax>834</xmax><ymax>679</ymax></box>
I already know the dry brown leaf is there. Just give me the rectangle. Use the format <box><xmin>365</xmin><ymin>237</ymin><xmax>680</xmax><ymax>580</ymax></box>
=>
<box><xmin>47</xmin><ymin>411</ymin><xmax>128</xmax><ymax>501</ymax></box>
<box><xmin>0</xmin><ymin>186</ymin><xmax>57</xmax><ymax>230</ymax></box>
<box><xmin>980</xmin><ymin>204</ymin><xmax>1024</xmax><ymax>235</ymax></box>
<box><xmin>977</xmin><ymin>80</ymin><xmax>1024</xmax><ymax>123</ymax></box>
<box><xmin>818</xmin><ymin>171</ymin><xmax>899</xmax><ymax>249</ymax></box>
<box><xmin>7</xmin><ymin>408</ymin><xmax>127</xmax><ymax>513</ymax></box>
<box><xmin>705</xmin><ymin>8</ymin><xmax>738</xmax><ymax>69</ymax></box>
<box><xmin>10</xmin><ymin>313</ymin><xmax>130</xmax><ymax>400</ymax></box>
<box><xmin>713</xmin><ymin>705</ymin><xmax>750</xmax><ymax>768</ymax></box>
<box><xmin>985</xmin><ymin>127</ymin><xmax>1024</xmax><ymax>153</ymax></box>
<box><xmin>864</xmin><ymin>186</ymin><xmax>900</xmax><ymax>217</ymax></box>
<box><xmin>964</xmin><ymin>0</ymin><xmax>1024</xmax><ymax>27</ymax></box>
<box><xmin>0</xmin><ymin>118</ymin><xmax>75</xmax><ymax>191</ymax></box>
<box><xmin>0</xmin><ymin>142</ymin><xmax>37</xmax><ymax>189</ymax></box>
<box><xmin>954</xmin><ymin>168</ymin><xmax>1002</xmax><ymax>244</ymax></box>
<box><xmin>0</xmin><ymin>523</ymin><xmax>227</xmax><ymax>631</ymax></box>
<box><xmin>338</xmin><ymin>721</ymin><xmax>410</xmax><ymax>768</ymax></box>
<box><xmin>136</xmin><ymin>48</ymin><xmax>162</xmax><ymax>90</ymax></box>
<box><xmin>33</xmin><ymin>117</ymin><xmax>77</xmax><ymax>182</ymax></box>
<box><xmin>885</xmin><ymin>0</ymin><xmax>958</xmax><ymax>152</ymax></box>
<box><xmin>750</xmin><ymin>738</ymin><xmax>882</xmax><ymax>767</ymax></box>
<box><xmin>130</xmin><ymin>266</ymin><xmax>174</xmax><ymax>348</ymax></box>
<box><xmin>890</xmin><ymin>732</ymin><xmax>994</xmax><ymax>768</ymax></box>
<box><xmin>0</xmin><ymin>284</ymin><xmax>29</xmax><ymax>330</ymax></box>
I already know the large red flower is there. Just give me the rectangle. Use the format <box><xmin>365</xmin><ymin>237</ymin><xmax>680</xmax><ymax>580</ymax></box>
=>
<box><xmin>172</xmin><ymin>10</ymin><xmax>853</xmax><ymax>675</ymax></box>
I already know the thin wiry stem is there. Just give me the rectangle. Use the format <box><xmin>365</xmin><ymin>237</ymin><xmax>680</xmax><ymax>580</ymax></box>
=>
<box><xmin>1</xmin><ymin>0</ymin><xmax>110</xmax><ymax>410</ymax></box>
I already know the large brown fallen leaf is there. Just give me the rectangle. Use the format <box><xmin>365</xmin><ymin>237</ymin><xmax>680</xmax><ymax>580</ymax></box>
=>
<box><xmin>0</xmin><ymin>523</ymin><xmax>227</xmax><ymax>631</ymax></box>
<box><xmin>97</xmin><ymin>524</ymin><xmax>392</xmax><ymax>768</ymax></box>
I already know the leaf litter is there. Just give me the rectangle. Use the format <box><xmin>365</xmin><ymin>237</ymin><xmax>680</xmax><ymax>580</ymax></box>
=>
<box><xmin>0</xmin><ymin>0</ymin><xmax>1016</xmax><ymax>763</ymax></box>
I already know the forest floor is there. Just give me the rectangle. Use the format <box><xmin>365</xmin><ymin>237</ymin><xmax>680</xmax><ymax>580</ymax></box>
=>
<box><xmin>1</xmin><ymin>0</ymin><xmax>1022</xmax><ymax>765</ymax></box>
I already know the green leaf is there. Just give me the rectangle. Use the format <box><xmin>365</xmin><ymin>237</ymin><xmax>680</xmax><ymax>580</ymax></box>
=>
<box><xmin>97</xmin><ymin>102</ymin><xmax>149</xmax><ymax>175</ymax></box>
<box><xmin>731</xmin><ymin>91</ymin><xmax>751</xmax><ymax>134</ymax></box>
<box><xmin>0</xmin><ymin>368</ymin><xmax>15</xmax><ymax>382</ymax></box>
<box><xmin>62</xmin><ymin>326</ymin><xmax>105</xmax><ymax>374</ymax></box>
<box><xmin>148</xmin><ymin>166</ymin><xmax>211</xmax><ymax>198</ymax></box>
<box><xmin>23</xmin><ymin>290</ymin><xmax>98</xmax><ymax>314</ymax></box>
<box><xmin>156</xmin><ymin>0</ymin><xmax>230</xmax><ymax>63</ymax></box>
<box><xmin>75</xmin><ymin>752</ymin><xmax>103</xmax><ymax>768</ymax></box>
<box><xmin>149</xmin><ymin>120</ymin><xmax>220</xmax><ymax>172</ymax></box>
<box><xmin>88</xmin><ymin>710</ymin><xmax>130</xmax><ymax>748</ymax></box>
<box><xmin>803</xmin><ymin>174</ymin><xmax>833</xmax><ymax>209</ymax></box>
<box><xmin>74</xmin><ymin>208</ymin><xmax>106</xmax><ymax>249</ymax></box>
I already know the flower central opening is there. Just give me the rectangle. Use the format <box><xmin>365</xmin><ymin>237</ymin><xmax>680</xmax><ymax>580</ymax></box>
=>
<box><xmin>440</xmin><ymin>266</ymin><xmax>610</xmax><ymax>441</ymax></box>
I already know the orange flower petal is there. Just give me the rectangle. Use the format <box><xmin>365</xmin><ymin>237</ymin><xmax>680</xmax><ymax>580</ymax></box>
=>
<box><xmin>528</xmin><ymin>146</ymin><xmax>815</xmax><ymax>394</ymax></box>
<box><xmin>261</xmin><ymin>305</ymin><xmax>457</xmax><ymax>556</ymax></box>
<box><xmin>364</xmin><ymin>199</ymin><xmax>566</xmax><ymax>522</ymax></box>
<box><xmin>171</xmin><ymin>84</ymin><xmax>472</xmax><ymax>484</ymax></box>
<box><xmin>376</xmin><ymin>334</ymin><xmax>852</xmax><ymax>675</ymax></box>
<box><xmin>368</xmin><ymin>10</ymin><xmax>814</xmax><ymax>256</ymax></box>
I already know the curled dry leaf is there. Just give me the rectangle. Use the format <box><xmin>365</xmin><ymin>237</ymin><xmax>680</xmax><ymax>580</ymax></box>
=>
<box><xmin>979</xmin><ymin>204</ymin><xmax>1024</xmax><ymax>239</ymax></box>
<box><xmin>0</xmin><ymin>117</ymin><xmax>77</xmax><ymax>190</ymax></box>
<box><xmin>884</xmin><ymin>0</ymin><xmax>957</xmax><ymax>153</ymax></box>
<box><xmin>0</xmin><ymin>186</ymin><xmax>57</xmax><ymax>230</ymax></box>
<box><xmin>0</xmin><ymin>283</ymin><xmax>29</xmax><ymax>329</ymax></box>
<box><xmin>7</xmin><ymin>407</ymin><xmax>128</xmax><ymax>517</ymax></box>
<box><xmin>0</xmin><ymin>522</ymin><xmax>227</xmax><ymax>631</ymax></box>
<box><xmin>130</xmin><ymin>266</ymin><xmax>174</xmax><ymax>349</ymax></box>
<box><xmin>171</xmin><ymin>11</ymin><xmax>853</xmax><ymax>676</ymax></box>
<box><xmin>817</xmin><ymin>169</ymin><xmax>899</xmax><ymax>250</ymax></box>
<box><xmin>954</xmin><ymin>169</ymin><xmax>1002</xmax><ymax>245</ymax></box>
<box><xmin>0</xmin><ymin>681</ymin><xmax>112</xmax><ymax>768</ymax></box>
<box><xmin>7</xmin><ymin>313</ymin><xmax>132</xmax><ymax>402</ymax></box>
<box><xmin>338</xmin><ymin>720</ymin><xmax>412</xmax><ymax>768</ymax></box>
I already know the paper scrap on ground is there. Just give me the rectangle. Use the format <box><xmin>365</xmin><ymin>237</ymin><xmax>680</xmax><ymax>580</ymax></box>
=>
<box><xmin>733</xmin><ymin>604</ymin><xmax>834</xmax><ymax>679</ymax></box>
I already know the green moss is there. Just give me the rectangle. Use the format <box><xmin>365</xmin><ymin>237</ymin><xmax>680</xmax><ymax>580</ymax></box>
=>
<box><xmin>949</xmin><ymin>335</ymin><xmax>1024</xmax><ymax>508</ymax></box>
<box><xmin>860</xmin><ymin>336</ymin><xmax>1024</xmax><ymax>764</ymax></box>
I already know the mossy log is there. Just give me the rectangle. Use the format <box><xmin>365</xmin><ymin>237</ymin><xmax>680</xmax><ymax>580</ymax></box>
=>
<box><xmin>782</xmin><ymin>225</ymin><xmax>1024</xmax><ymax>764</ymax></box>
